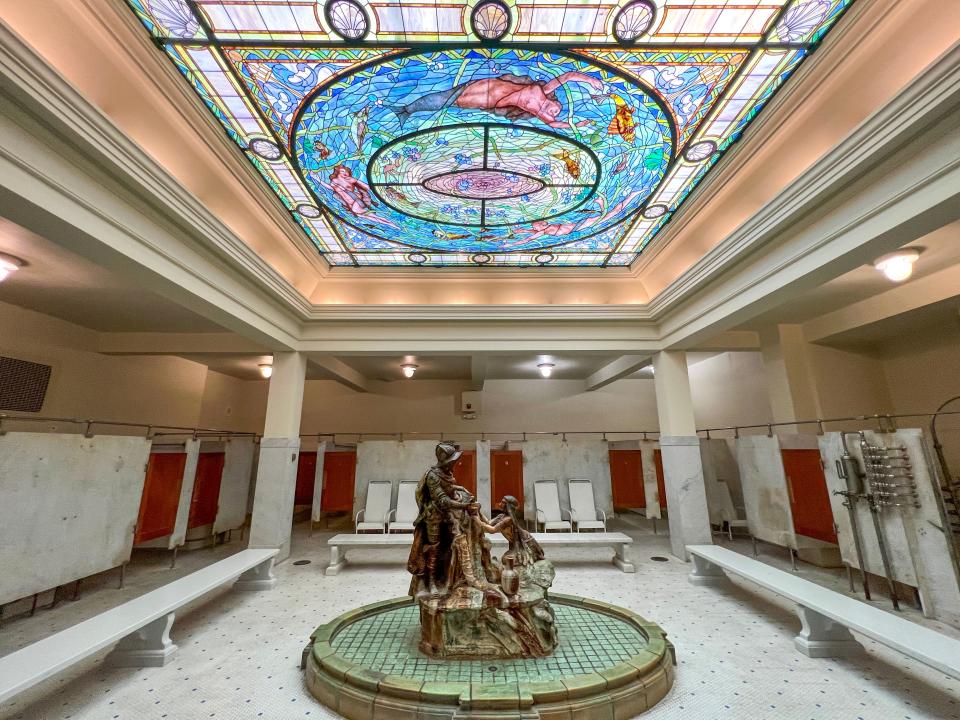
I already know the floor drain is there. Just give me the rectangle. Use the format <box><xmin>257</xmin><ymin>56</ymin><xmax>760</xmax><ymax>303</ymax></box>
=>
<box><xmin>293</xmin><ymin>560</ymin><xmax>312</xmax><ymax>566</ymax></box>
<box><xmin>487</xmin><ymin>666</ymin><xmax>498</xmax><ymax>672</ymax></box>
<box><xmin>650</xmin><ymin>556</ymin><xmax>669</xmax><ymax>562</ymax></box>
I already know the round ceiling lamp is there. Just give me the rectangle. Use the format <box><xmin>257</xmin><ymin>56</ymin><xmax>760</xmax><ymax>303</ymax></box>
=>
<box><xmin>538</xmin><ymin>362</ymin><xmax>555</xmax><ymax>378</ymax></box>
<box><xmin>873</xmin><ymin>248</ymin><xmax>922</xmax><ymax>282</ymax></box>
<box><xmin>401</xmin><ymin>363</ymin><xmax>418</xmax><ymax>378</ymax></box>
<box><xmin>0</xmin><ymin>252</ymin><xmax>23</xmax><ymax>283</ymax></box>
<box><xmin>258</xmin><ymin>363</ymin><xmax>274</xmax><ymax>379</ymax></box>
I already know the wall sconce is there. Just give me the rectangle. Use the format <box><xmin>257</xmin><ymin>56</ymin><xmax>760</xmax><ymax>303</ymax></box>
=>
<box><xmin>538</xmin><ymin>362</ymin><xmax>555</xmax><ymax>378</ymax></box>
<box><xmin>258</xmin><ymin>363</ymin><xmax>273</xmax><ymax>379</ymax></box>
<box><xmin>401</xmin><ymin>363</ymin><xmax>418</xmax><ymax>379</ymax></box>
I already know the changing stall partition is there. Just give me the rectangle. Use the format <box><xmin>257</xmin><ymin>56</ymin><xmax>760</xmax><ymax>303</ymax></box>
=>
<box><xmin>820</xmin><ymin>429</ymin><xmax>960</xmax><ymax>627</ymax></box>
<box><xmin>0</xmin><ymin>432</ymin><xmax>151</xmax><ymax>608</ymax></box>
<box><xmin>736</xmin><ymin>434</ymin><xmax>842</xmax><ymax>568</ymax></box>
<box><xmin>520</xmin><ymin>438</ymin><xmax>613</xmax><ymax>525</ymax></box>
<box><xmin>607</xmin><ymin>439</ymin><xmax>662</xmax><ymax>523</ymax></box>
<box><xmin>699</xmin><ymin>438</ymin><xmax>744</xmax><ymax>529</ymax></box>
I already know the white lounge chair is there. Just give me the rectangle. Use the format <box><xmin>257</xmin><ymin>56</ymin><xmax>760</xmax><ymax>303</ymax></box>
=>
<box><xmin>355</xmin><ymin>481</ymin><xmax>391</xmax><ymax>533</ymax></box>
<box><xmin>534</xmin><ymin>481</ymin><xmax>572</xmax><ymax>532</ymax></box>
<box><xmin>388</xmin><ymin>482</ymin><xmax>418</xmax><ymax>533</ymax></box>
<box><xmin>569</xmin><ymin>479</ymin><xmax>607</xmax><ymax>532</ymax></box>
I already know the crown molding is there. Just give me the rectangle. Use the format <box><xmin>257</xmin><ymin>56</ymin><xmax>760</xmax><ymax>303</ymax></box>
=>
<box><xmin>302</xmin><ymin>304</ymin><xmax>654</xmax><ymax>322</ymax></box>
<box><xmin>0</xmin><ymin>21</ymin><xmax>316</xmax><ymax>321</ymax></box>
<box><xmin>85</xmin><ymin>0</ymin><xmax>333</xmax><ymax>281</ymax></box>
<box><xmin>628</xmin><ymin>0</ymin><xmax>881</xmax><ymax>279</ymax></box>
<box><xmin>646</xmin><ymin>41</ymin><xmax>960</xmax><ymax>327</ymax></box>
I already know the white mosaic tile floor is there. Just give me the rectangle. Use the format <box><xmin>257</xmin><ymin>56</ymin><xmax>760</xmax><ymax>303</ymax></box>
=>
<box><xmin>2</xmin><ymin>516</ymin><xmax>959</xmax><ymax>720</ymax></box>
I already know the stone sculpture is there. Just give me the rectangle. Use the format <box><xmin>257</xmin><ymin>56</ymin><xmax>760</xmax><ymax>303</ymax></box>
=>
<box><xmin>408</xmin><ymin>442</ymin><xmax>558</xmax><ymax>659</ymax></box>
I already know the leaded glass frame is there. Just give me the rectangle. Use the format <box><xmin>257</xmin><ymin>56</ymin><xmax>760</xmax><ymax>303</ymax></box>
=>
<box><xmin>126</xmin><ymin>0</ymin><xmax>855</xmax><ymax>268</ymax></box>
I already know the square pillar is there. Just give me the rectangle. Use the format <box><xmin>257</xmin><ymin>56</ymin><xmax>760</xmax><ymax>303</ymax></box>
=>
<box><xmin>653</xmin><ymin>350</ymin><xmax>712</xmax><ymax>560</ymax></box>
<box><xmin>249</xmin><ymin>352</ymin><xmax>307</xmax><ymax>562</ymax></box>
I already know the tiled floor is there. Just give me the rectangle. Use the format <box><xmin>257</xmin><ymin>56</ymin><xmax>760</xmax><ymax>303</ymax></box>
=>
<box><xmin>2</xmin><ymin>516</ymin><xmax>959</xmax><ymax>720</ymax></box>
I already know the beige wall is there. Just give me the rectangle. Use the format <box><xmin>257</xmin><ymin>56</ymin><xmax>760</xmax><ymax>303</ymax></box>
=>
<box><xmin>807</xmin><ymin>344</ymin><xmax>894</xmax><ymax>419</ymax></box>
<box><xmin>882</xmin><ymin>336</ymin><xmax>960</xmax><ymax>468</ymax></box>
<box><xmin>0</xmin><ymin>298</ymin><xmax>792</xmax><ymax>439</ymax></box>
<box><xmin>689</xmin><ymin>352</ymin><xmax>773</xmax><ymax>430</ymax></box>
<box><xmin>0</xmin><ymin>300</ymin><xmax>236</xmax><ymax>432</ymax></box>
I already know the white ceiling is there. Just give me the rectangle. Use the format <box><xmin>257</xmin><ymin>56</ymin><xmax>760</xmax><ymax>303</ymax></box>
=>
<box><xmin>0</xmin><ymin>218</ymin><xmax>225</xmax><ymax>333</ymax></box>
<box><xmin>738</xmin><ymin>220</ymin><xmax>960</xmax><ymax>329</ymax></box>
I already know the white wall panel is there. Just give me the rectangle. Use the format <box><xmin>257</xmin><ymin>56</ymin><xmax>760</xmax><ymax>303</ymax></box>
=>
<box><xmin>213</xmin><ymin>436</ymin><xmax>255</xmax><ymax>533</ymax></box>
<box><xmin>0</xmin><ymin>432</ymin><xmax>151</xmax><ymax>605</ymax></box>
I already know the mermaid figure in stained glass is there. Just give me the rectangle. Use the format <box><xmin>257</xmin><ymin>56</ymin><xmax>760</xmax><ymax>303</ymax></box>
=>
<box><xmin>391</xmin><ymin>72</ymin><xmax>604</xmax><ymax>128</ymax></box>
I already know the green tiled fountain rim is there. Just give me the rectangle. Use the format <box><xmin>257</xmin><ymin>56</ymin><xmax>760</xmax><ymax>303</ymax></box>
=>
<box><xmin>308</xmin><ymin>593</ymin><xmax>673</xmax><ymax>706</ymax></box>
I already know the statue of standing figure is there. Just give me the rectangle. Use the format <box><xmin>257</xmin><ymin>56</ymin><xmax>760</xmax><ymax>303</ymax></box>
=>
<box><xmin>408</xmin><ymin>442</ymin><xmax>558</xmax><ymax>659</ymax></box>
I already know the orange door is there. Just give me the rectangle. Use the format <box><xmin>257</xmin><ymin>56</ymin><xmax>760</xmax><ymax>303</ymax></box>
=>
<box><xmin>136</xmin><ymin>452</ymin><xmax>187</xmax><ymax>543</ymax></box>
<box><xmin>452</xmin><ymin>450</ymin><xmax>477</xmax><ymax>495</ymax></box>
<box><xmin>491</xmin><ymin>450</ymin><xmax>524</xmax><ymax>509</ymax></box>
<box><xmin>295</xmin><ymin>451</ymin><xmax>317</xmax><ymax>506</ymax></box>
<box><xmin>781</xmin><ymin>449</ymin><xmax>838</xmax><ymax>544</ymax></box>
<box><xmin>653</xmin><ymin>449</ymin><xmax>667</xmax><ymax>510</ymax></box>
<box><xmin>321</xmin><ymin>451</ymin><xmax>357</xmax><ymax>512</ymax></box>
<box><xmin>609</xmin><ymin>449</ymin><xmax>645</xmax><ymax>509</ymax></box>
<box><xmin>188</xmin><ymin>452</ymin><xmax>224</xmax><ymax>529</ymax></box>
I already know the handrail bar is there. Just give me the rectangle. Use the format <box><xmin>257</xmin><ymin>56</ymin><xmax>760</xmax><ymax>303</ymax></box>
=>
<box><xmin>0</xmin><ymin>413</ymin><xmax>257</xmax><ymax>439</ymax></box>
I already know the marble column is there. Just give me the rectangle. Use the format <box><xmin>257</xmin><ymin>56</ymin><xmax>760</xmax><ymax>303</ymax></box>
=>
<box><xmin>653</xmin><ymin>350</ymin><xmax>712</xmax><ymax>560</ymax></box>
<box><xmin>475</xmin><ymin>440</ymin><xmax>492</xmax><ymax>517</ymax></box>
<box><xmin>249</xmin><ymin>351</ymin><xmax>307</xmax><ymax>562</ymax></box>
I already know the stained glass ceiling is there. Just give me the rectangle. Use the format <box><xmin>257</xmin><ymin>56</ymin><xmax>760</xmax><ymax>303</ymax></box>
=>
<box><xmin>127</xmin><ymin>0</ymin><xmax>852</xmax><ymax>268</ymax></box>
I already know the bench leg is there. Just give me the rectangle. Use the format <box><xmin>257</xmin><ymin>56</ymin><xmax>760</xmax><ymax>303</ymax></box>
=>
<box><xmin>612</xmin><ymin>544</ymin><xmax>635</xmax><ymax>573</ymax></box>
<box><xmin>794</xmin><ymin>605</ymin><xmax>863</xmax><ymax>658</ymax></box>
<box><xmin>688</xmin><ymin>555</ymin><xmax>728</xmax><ymax>587</ymax></box>
<box><xmin>325</xmin><ymin>546</ymin><xmax>346</xmax><ymax>576</ymax></box>
<box><xmin>106</xmin><ymin>612</ymin><xmax>178</xmax><ymax>667</ymax></box>
<box><xmin>234</xmin><ymin>557</ymin><xmax>277</xmax><ymax>591</ymax></box>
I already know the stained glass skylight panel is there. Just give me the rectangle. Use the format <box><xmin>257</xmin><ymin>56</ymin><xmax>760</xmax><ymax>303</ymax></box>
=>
<box><xmin>127</xmin><ymin>0</ymin><xmax>854</xmax><ymax>267</ymax></box>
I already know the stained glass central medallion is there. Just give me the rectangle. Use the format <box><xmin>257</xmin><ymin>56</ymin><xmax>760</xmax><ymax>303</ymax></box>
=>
<box><xmin>127</xmin><ymin>0</ymin><xmax>854</xmax><ymax>267</ymax></box>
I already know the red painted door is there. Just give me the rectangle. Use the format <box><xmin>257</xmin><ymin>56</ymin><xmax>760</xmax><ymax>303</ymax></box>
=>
<box><xmin>782</xmin><ymin>449</ymin><xmax>838</xmax><ymax>543</ymax></box>
<box><xmin>295</xmin><ymin>452</ymin><xmax>317</xmax><ymax>506</ymax></box>
<box><xmin>609</xmin><ymin>449</ymin><xmax>645</xmax><ymax>509</ymax></box>
<box><xmin>653</xmin><ymin>449</ymin><xmax>667</xmax><ymax>510</ymax></box>
<box><xmin>188</xmin><ymin>452</ymin><xmax>224</xmax><ymax>529</ymax></box>
<box><xmin>136</xmin><ymin>452</ymin><xmax>186</xmax><ymax>543</ymax></box>
<box><xmin>452</xmin><ymin>450</ymin><xmax>477</xmax><ymax>496</ymax></box>
<box><xmin>491</xmin><ymin>450</ymin><xmax>524</xmax><ymax>509</ymax></box>
<box><xmin>321</xmin><ymin>451</ymin><xmax>357</xmax><ymax>512</ymax></box>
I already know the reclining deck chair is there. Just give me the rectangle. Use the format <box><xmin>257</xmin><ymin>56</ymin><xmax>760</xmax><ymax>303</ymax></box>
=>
<box><xmin>568</xmin><ymin>479</ymin><xmax>607</xmax><ymax>532</ymax></box>
<box><xmin>534</xmin><ymin>480</ymin><xmax>572</xmax><ymax>532</ymax></box>
<box><xmin>388</xmin><ymin>481</ymin><xmax>418</xmax><ymax>533</ymax></box>
<box><xmin>354</xmin><ymin>480</ymin><xmax>391</xmax><ymax>533</ymax></box>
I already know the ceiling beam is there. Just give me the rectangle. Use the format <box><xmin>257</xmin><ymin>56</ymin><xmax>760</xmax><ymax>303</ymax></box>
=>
<box><xmin>585</xmin><ymin>355</ymin><xmax>650</xmax><ymax>391</ymax></box>
<box><xmin>308</xmin><ymin>355</ymin><xmax>369</xmax><ymax>393</ymax></box>
<box><xmin>470</xmin><ymin>355</ymin><xmax>487</xmax><ymax>391</ymax></box>
<box><xmin>803</xmin><ymin>262</ymin><xmax>960</xmax><ymax>343</ymax></box>
<box><xmin>98</xmin><ymin>332</ymin><xmax>269</xmax><ymax>354</ymax></box>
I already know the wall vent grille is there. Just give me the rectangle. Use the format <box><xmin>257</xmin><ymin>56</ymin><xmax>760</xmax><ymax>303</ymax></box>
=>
<box><xmin>0</xmin><ymin>357</ymin><xmax>52</xmax><ymax>412</ymax></box>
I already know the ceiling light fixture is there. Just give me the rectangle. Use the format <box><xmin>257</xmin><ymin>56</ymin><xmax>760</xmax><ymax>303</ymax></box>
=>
<box><xmin>538</xmin><ymin>362</ymin><xmax>555</xmax><ymax>378</ymax></box>
<box><xmin>0</xmin><ymin>253</ymin><xmax>23</xmax><ymax>283</ymax></box>
<box><xmin>401</xmin><ymin>363</ymin><xmax>418</xmax><ymax>379</ymax></box>
<box><xmin>258</xmin><ymin>363</ymin><xmax>273</xmax><ymax>379</ymax></box>
<box><xmin>873</xmin><ymin>248</ymin><xmax>921</xmax><ymax>282</ymax></box>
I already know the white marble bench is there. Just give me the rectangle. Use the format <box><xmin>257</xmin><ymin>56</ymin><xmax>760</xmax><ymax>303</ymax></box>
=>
<box><xmin>0</xmin><ymin>548</ymin><xmax>278</xmax><ymax>704</ymax></box>
<box><xmin>326</xmin><ymin>531</ymin><xmax>634</xmax><ymax>575</ymax></box>
<box><xmin>687</xmin><ymin>544</ymin><xmax>960</xmax><ymax>679</ymax></box>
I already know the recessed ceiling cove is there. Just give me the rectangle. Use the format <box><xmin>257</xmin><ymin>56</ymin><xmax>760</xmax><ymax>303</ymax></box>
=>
<box><xmin>127</xmin><ymin>0</ymin><xmax>853</xmax><ymax>268</ymax></box>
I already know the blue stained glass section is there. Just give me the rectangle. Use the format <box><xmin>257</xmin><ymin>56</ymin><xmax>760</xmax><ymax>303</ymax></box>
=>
<box><xmin>293</xmin><ymin>49</ymin><xmax>673</xmax><ymax>253</ymax></box>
